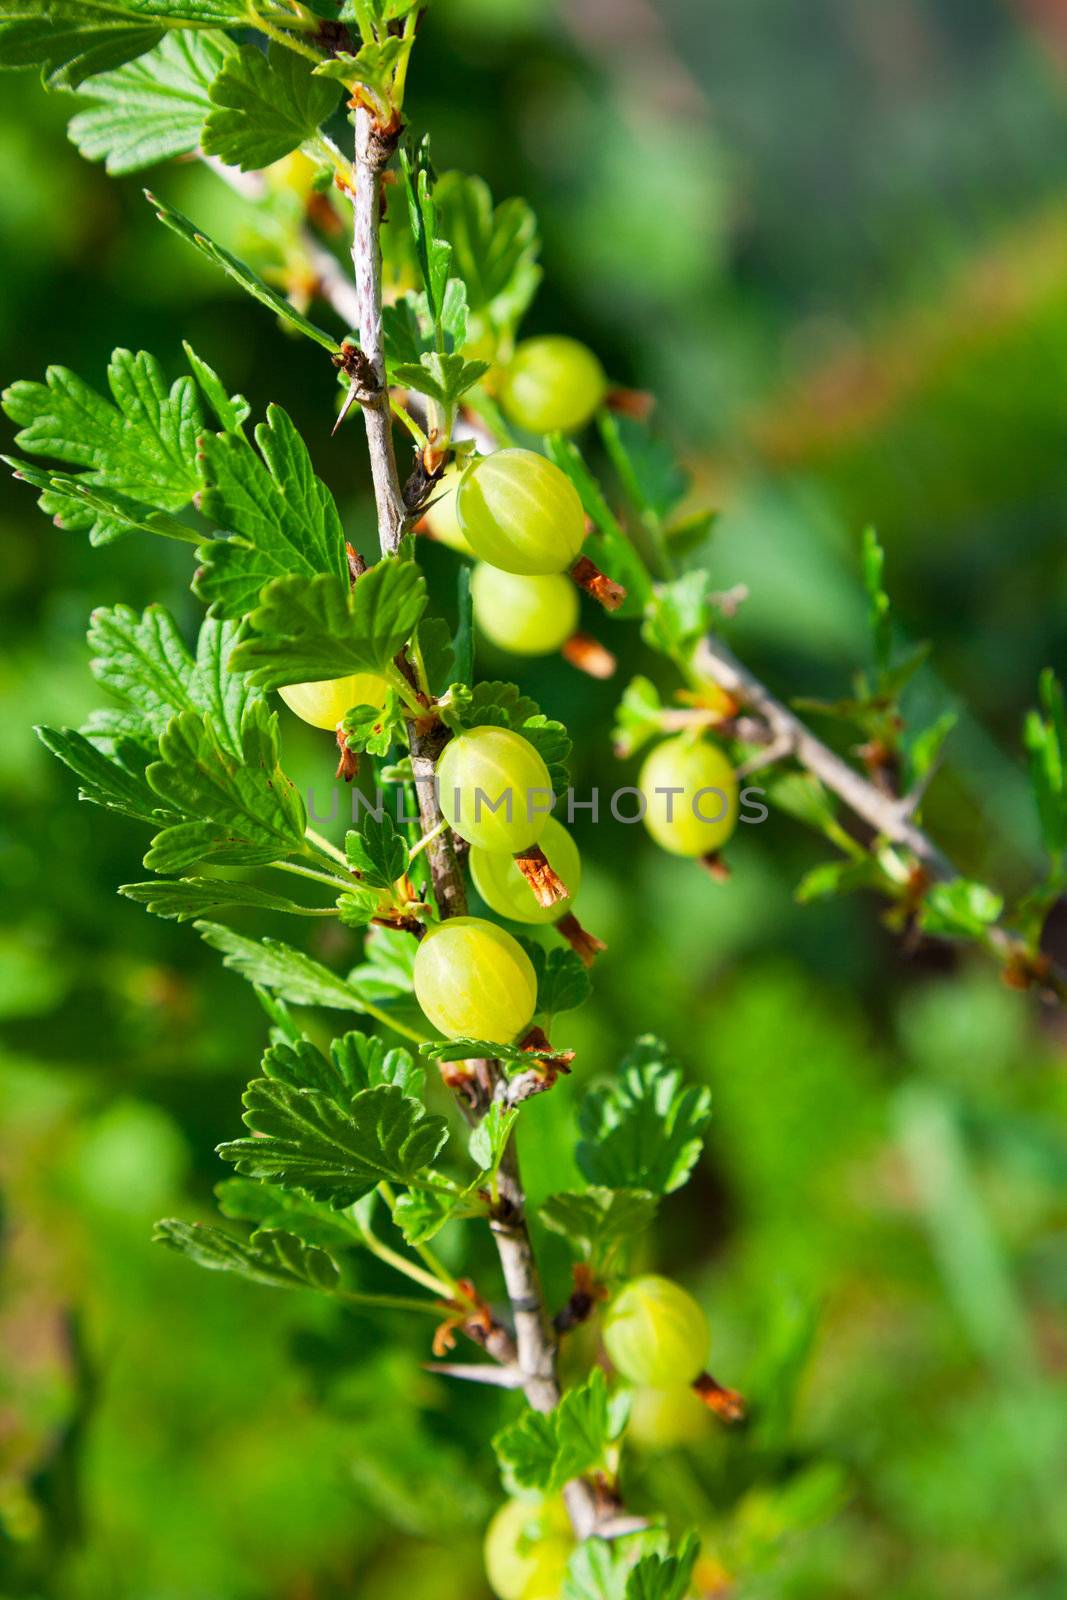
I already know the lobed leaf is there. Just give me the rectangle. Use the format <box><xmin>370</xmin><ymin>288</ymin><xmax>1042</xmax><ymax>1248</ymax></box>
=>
<box><xmin>345</xmin><ymin>812</ymin><xmax>407</xmax><ymax>890</ymax></box>
<box><xmin>153</xmin><ymin>1218</ymin><xmax>340</xmax><ymax>1292</ymax></box>
<box><xmin>196</xmin><ymin>920</ymin><xmax>374</xmax><ymax>1011</ymax></box>
<box><xmin>538</xmin><ymin>1188</ymin><xmax>657</xmax><ymax>1262</ymax></box>
<box><xmin>203</xmin><ymin>41</ymin><xmax>340</xmax><ymax>171</ymax></box>
<box><xmin>493</xmin><ymin>1368</ymin><xmax>627</xmax><ymax>1495</ymax></box>
<box><xmin>120</xmin><ymin>876</ymin><xmax>315</xmax><ymax>921</ymax></box>
<box><xmin>435</xmin><ymin>170</ymin><xmax>541</xmax><ymax>334</ymax></box>
<box><xmin>576</xmin><ymin>1036</ymin><xmax>711</xmax><ymax>1196</ymax></box>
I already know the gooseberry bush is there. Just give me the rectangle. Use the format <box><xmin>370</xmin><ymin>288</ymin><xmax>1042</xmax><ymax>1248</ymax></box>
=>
<box><xmin>6</xmin><ymin>3</ymin><xmax>1067</xmax><ymax>1596</ymax></box>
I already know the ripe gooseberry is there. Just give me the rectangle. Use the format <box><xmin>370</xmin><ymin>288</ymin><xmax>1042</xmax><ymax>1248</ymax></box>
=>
<box><xmin>483</xmin><ymin>1496</ymin><xmax>572</xmax><ymax>1600</ymax></box>
<box><xmin>278</xmin><ymin>673</ymin><xmax>388</xmax><ymax>730</ymax></box>
<box><xmin>602</xmin><ymin>1274</ymin><xmax>709</xmax><ymax>1388</ymax></box>
<box><xmin>456</xmin><ymin>449</ymin><xmax>585</xmax><ymax>576</ymax></box>
<box><xmin>471</xmin><ymin>564</ymin><xmax>579</xmax><ymax>656</ymax></box>
<box><xmin>436</xmin><ymin>726</ymin><xmax>554</xmax><ymax>854</ymax></box>
<box><xmin>412</xmin><ymin>916</ymin><xmax>537</xmax><ymax>1043</ymax></box>
<box><xmin>500</xmin><ymin>335</ymin><xmax>607</xmax><ymax>436</ymax></box>
<box><xmin>626</xmin><ymin>1384</ymin><xmax>711</xmax><ymax>1450</ymax></box>
<box><xmin>470</xmin><ymin>815</ymin><xmax>580</xmax><ymax>926</ymax></box>
<box><xmin>638</xmin><ymin>734</ymin><xmax>738</xmax><ymax>858</ymax></box>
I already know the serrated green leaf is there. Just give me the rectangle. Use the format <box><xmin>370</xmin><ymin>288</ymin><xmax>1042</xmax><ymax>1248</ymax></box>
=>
<box><xmin>532</xmin><ymin>945</ymin><xmax>591</xmax><ymax>1020</ymax></box>
<box><xmin>146</xmin><ymin>189</ymin><xmax>341</xmax><ymax>351</ymax></box>
<box><xmin>1024</xmin><ymin>668</ymin><xmax>1067</xmax><ymax>865</ymax></box>
<box><xmin>612</xmin><ymin>675</ymin><xmax>663</xmax><ymax>759</ymax></box>
<box><xmin>862</xmin><ymin>525</ymin><xmax>891</xmax><ymax>677</ymax></box>
<box><xmin>3</xmin><ymin>348</ymin><xmax>203</xmax><ymax>542</ymax></box>
<box><xmin>153</xmin><ymin>1218</ymin><xmax>340</xmax><ymax>1291</ymax></box>
<box><xmin>87</xmin><ymin>604</ymin><xmax>262</xmax><ymax>755</ymax></box>
<box><xmin>539</xmin><ymin>1188</ymin><xmax>657</xmax><ymax>1262</ymax></box>
<box><xmin>217</xmin><ymin>1081</ymin><xmax>449</xmax><ymax>1208</ymax></box>
<box><xmin>493</xmin><ymin>1368</ymin><xmax>625</xmax><ymax>1495</ymax></box>
<box><xmin>143</xmin><ymin>701</ymin><xmax>306</xmax><ymax>872</ymax></box>
<box><xmin>419</xmin><ymin>1037</ymin><xmax>533</xmax><ymax>1069</ymax></box>
<box><xmin>120</xmin><ymin>875</ymin><xmax>316</xmax><ymax>921</ymax></box>
<box><xmin>195</xmin><ymin>404</ymin><xmax>348</xmax><ymax>619</ymax></box>
<box><xmin>5</xmin><ymin>455</ymin><xmax>201</xmax><ymax>546</ymax></box>
<box><xmin>794</xmin><ymin>856</ymin><xmax>890</xmax><ymax>905</ymax></box>
<box><xmin>468</xmin><ymin>1101</ymin><xmax>517</xmax><ymax>1176</ymax></box>
<box><xmin>391</xmin><ymin>351</ymin><xmax>488</xmax><ymax>407</ymax></box>
<box><xmin>435</xmin><ymin>170</ymin><xmax>540</xmax><ymax>333</ymax></box>
<box><xmin>0</xmin><ymin>1</ymin><xmax>165</xmax><ymax>89</ymax></box>
<box><xmin>311</xmin><ymin>35</ymin><xmax>403</xmax><ymax>92</ymax></box>
<box><xmin>37</xmin><ymin>723</ymin><xmax>176</xmax><ymax>823</ymax></box>
<box><xmin>203</xmin><ymin>41</ymin><xmax>340</xmax><ymax>170</ymax></box>
<box><xmin>229</xmin><ymin>561</ymin><xmax>426</xmax><ymax>684</ymax></box>
<box><xmin>196</xmin><ymin>920</ymin><xmax>372</xmax><ymax>1011</ymax></box>
<box><xmin>398</xmin><ymin>135</ymin><xmax>451</xmax><ymax>326</ymax></box>
<box><xmin>215</xmin><ymin>1177</ymin><xmax>363</xmax><ymax>1251</ymax></box>
<box><xmin>66</xmin><ymin>28</ymin><xmax>229</xmax><ymax>173</ymax></box>
<box><xmin>440</xmin><ymin>679</ymin><xmax>571</xmax><ymax>797</ymax></box>
<box><xmin>563</xmin><ymin>1530</ymin><xmax>686</xmax><ymax>1600</ymax></box>
<box><xmin>642</xmin><ymin>570</ymin><xmax>712</xmax><ymax>659</ymax></box>
<box><xmin>392</xmin><ymin>1186</ymin><xmax>462</xmax><ymax>1246</ymax></box>
<box><xmin>918</xmin><ymin>879</ymin><xmax>1004</xmax><ymax>942</ymax></box>
<box><xmin>576</xmin><ymin>1036</ymin><xmax>711</xmax><ymax>1196</ymax></box>
<box><xmin>625</xmin><ymin>1535</ymin><xmax>700</xmax><ymax>1600</ymax></box>
<box><xmin>341</xmin><ymin>691</ymin><xmax>405</xmax><ymax>758</ymax></box>
<box><xmin>183</xmin><ymin>340</ymin><xmax>249</xmax><ymax>434</ymax></box>
<box><xmin>345</xmin><ymin>811</ymin><xmax>406</xmax><ymax>889</ymax></box>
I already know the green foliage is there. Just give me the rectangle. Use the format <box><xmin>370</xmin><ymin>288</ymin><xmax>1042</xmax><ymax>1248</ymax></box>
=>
<box><xmin>521</xmin><ymin>941</ymin><xmax>591</xmax><ymax>1021</ymax></box>
<box><xmin>598</xmin><ymin>412</ymin><xmax>688</xmax><ymax>527</ymax></box>
<box><xmin>440</xmin><ymin>679</ymin><xmax>571</xmax><ymax>797</ymax></box>
<box><xmin>142</xmin><ymin>701</ymin><xmax>305</xmax><ymax>873</ymax></box>
<box><xmin>435</xmin><ymin>170</ymin><xmax>541</xmax><ymax>334</ymax></box>
<box><xmin>196</xmin><ymin>920</ymin><xmax>373</xmax><ymax>1011</ymax></box>
<box><xmin>345</xmin><ymin>812</ymin><xmax>408</xmax><ymax>890</ymax></box>
<box><xmin>494</xmin><ymin>1369</ymin><xmax>629</xmax><ymax>1495</ymax></box>
<box><xmin>1024</xmin><ymin>668</ymin><xmax>1067</xmax><ymax>868</ymax></box>
<box><xmin>203</xmin><ymin>42</ymin><xmax>339</xmax><ymax>171</ymax></box>
<box><xmin>538</xmin><ymin>1187</ymin><xmax>657</xmax><ymax>1265</ymax></box>
<box><xmin>146</xmin><ymin>190</ymin><xmax>341</xmax><ymax>350</ymax></box>
<box><xmin>612</xmin><ymin>675</ymin><xmax>663</xmax><ymax>759</ymax></box>
<box><xmin>230</xmin><ymin>560</ymin><xmax>426</xmax><ymax>684</ymax></box>
<box><xmin>544</xmin><ymin>433</ymin><xmax>653</xmax><ymax>616</ymax></box>
<box><xmin>918</xmin><ymin>879</ymin><xmax>1005</xmax><ymax>942</ymax></box>
<box><xmin>196</xmin><ymin>405</ymin><xmax>348</xmax><ymax>618</ymax></box>
<box><xmin>215</xmin><ymin>1176</ymin><xmax>363</xmax><ymax>1250</ymax></box>
<box><xmin>576</xmin><ymin>1037</ymin><xmax>712</xmax><ymax>1195</ymax></box>
<box><xmin>3</xmin><ymin>347</ymin><xmax>203</xmax><ymax>544</ymax></box>
<box><xmin>36</xmin><ymin>723</ymin><xmax>175</xmax><ymax>823</ymax></box>
<box><xmin>120</xmin><ymin>875</ymin><xmax>313</xmax><ymax>921</ymax></box>
<box><xmin>66</xmin><ymin>29</ymin><xmax>230</xmax><ymax>172</ymax></box>
<box><xmin>154</xmin><ymin>1218</ymin><xmax>341</xmax><ymax>1291</ymax></box>
<box><xmin>564</xmin><ymin>1532</ymin><xmax>700</xmax><ymax>1600</ymax></box>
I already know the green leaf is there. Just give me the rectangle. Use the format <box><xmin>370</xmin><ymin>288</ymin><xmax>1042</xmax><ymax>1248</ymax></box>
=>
<box><xmin>153</xmin><ymin>1218</ymin><xmax>340</xmax><ymax>1292</ymax></box>
<box><xmin>417</xmin><ymin>615</ymin><xmax>454</xmax><ymax>699</ymax></box>
<box><xmin>341</xmin><ymin>691</ymin><xmax>405</xmax><ymax>758</ymax></box>
<box><xmin>794</xmin><ymin>856</ymin><xmax>890</xmax><ymax>905</ymax></box>
<box><xmin>215</xmin><ymin>1177</ymin><xmax>362</xmax><ymax>1251</ymax></box>
<box><xmin>543</xmin><ymin>434</ymin><xmax>652</xmax><ymax>617</ymax></box>
<box><xmin>451</xmin><ymin>564</ymin><xmax>474</xmax><ymax>687</ymax></box>
<box><xmin>597</xmin><ymin>412</ymin><xmax>688</xmax><ymax>525</ymax></box>
<box><xmin>612</xmin><ymin>676</ymin><xmax>663</xmax><ymax>760</ymax></box>
<box><xmin>66</xmin><ymin>28</ymin><xmax>229</xmax><ymax>173</ymax></box>
<box><xmin>468</xmin><ymin>1101</ymin><xmax>518</xmax><ymax>1176</ymax></box>
<box><xmin>862</xmin><ymin>525</ymin><xmax>891</xmax><ymax>677</ymax></box>
<box><xmin>390</xmin><ymin>352</ymin><xmax>488</xmax><ymax>408</ymax></box>
<box><xmin>203</xmin><ymin>41</ymin><xmax>339</xmax><ymax>171</ymax></box>
<box><xmin>143</xmin><ymin>701</ymin><xmax>306</xmax><ymax>872</ymax></box>
<box><xmin>183</xmin><ymin>340</ymin><xmax>249</xmax><ymax>434</ymax></box>
<box><xmin>576</xmin><ymin>1036</ymin><xmax>711</xmax><ymax>1196</ymax></box>
<box><xmin>419</xmin><ymin>1037</ymin><xmax>536</xmax><ymax>1070</ymax></box>
<box><xmin>5</xmin><ymin>455</ymin><xmax>200</xmax><ymax>546</ymax></box>
<box><xmin>345</xmin><ymin>812</ymin><xmax>407</xmax><ymax>890</ymax></box>
<box><xmin>440</xmin><ymin>679</ymin><xmax>571</xmax><ymax>797</ymax></box>
<box><xmin>120</xmin><ymin>875</ymin><xmax>316</xmax><ymax>921</ymax></box>
<box><xmin>435</xmin><ymin>171</ymin><xmax>541</xmax><ymax>333</ymax></box>
<box><xmin>392</xmin><ymin>1187</ymin><xmax>463</xmax><ymax>1246</ymax></box>
<box><xmin>196</xmin><ymin>404</ymin><xmax>349</xmax><ymax>619</ymax></box>
<box><xmin>36</xmin><ymin>724</ymin><xmax>175</xmax><ymax>823</ymax></box>
<box><xmin>328</xmin><ymin>1029</ymin><xmax>424</xmax><ymax>1096</ymax></box>
<box><xmin>642</xmin><ymin>570</ymin><xmax>712</xmax><ymax>659</ymax></box>
<box><xmin>311</xmin><ymin>35</ymin><xmax>403</xmax><ymax>93</ymax></box>
<box><xmin>626</xmin><ymin>1536</ymin><xmax>700</xmax><ymax>1600</ymax></box>
<box><xmin>3</xmin><ymin>348</ymin><xmax>203</xmax><ymax>542</ymax></box>
<box><xmin>918</xmin><ymin>879</ymin><xmax>1004</xmax><ymax>942</ymax></box>
<box><xmin>1024</xmin><ymin>668</ymin><xmax>1067</xmax><ymax>866</ymax></box>
<box><xmin>494</xmin><ymin>1369</ymin><xmax>627</xmax><ymax>1495</ymax></box>
<box><xmin>146</xmin><ymin>189</ymin><xmax>341</xmax><ymax>351</ymax></box>
<box><xmin>564</xmin><ymin>1531</ymin><xmax>687</xmax><ymax>1600</ymax></box>
<box><xmin>398</xmin><ymin>135</ymin><xmax>452</xmax><ymax>326</ymax></box>
<box><xmin>87</xmin><ymin>605</ymin><xmax>262</xmax><ymax>755</ymax></box>
<box><xmin>530</xmin><ymin>945</ymin><xmax>591</xmax><ymax>1021</ymax></box>
<box><xmin>903</xmin><ymin>709</ymin><xmax>957</xmax><ymax>793</ymax></box>
<box><xmin>196</xmin><ymin>920</ymin><xmax>372</xmax><ymax>1011</ymax></box>
<box><xmin>539</xmin><ymin>1188</ymin><xmax>657</xmax><ymax>1262</ymax></box>
<box><xmin>229</xmin><ymin>560</ymin><xmax>426</xmax><ymax>685</ymax></box>
<box><xmin>217</xmin><ymin>1081</ymin><xmax>449</xmax><ymax>1208</ymax></box>
<box><xmin>0</xmin><ymin>1</ymin><xmax>164</xmax><ymax>89</ymax></box>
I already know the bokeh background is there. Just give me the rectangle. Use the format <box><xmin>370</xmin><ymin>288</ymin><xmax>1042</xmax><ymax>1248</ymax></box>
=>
<box><xmin>4</xmin><ymin>1</ymin><xmax>1067</xmax><ymax>1596</ymax></box>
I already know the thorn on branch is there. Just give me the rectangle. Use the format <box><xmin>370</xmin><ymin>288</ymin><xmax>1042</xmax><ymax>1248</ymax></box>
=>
<box><xmin>554</xmin><ymin>1264</ymin><xmax>608</xmax><ymax>1334</ymax></box>
<box><xmin>555</xmin><ymin>912</ymin><xmax>607</xmax><ymax>967</ymax></box>
<box><xmin>570</xmin><ymin>555</ymin><xmax>627</xmax><ymax>612</ymax></box>
<box><xmin>513</xmin><ymin>844</ymin><xmax>570</xmax><ymax>907</ymax></box>
<box><xmin>402</xmin><ymin>447</ymin><xmax>447</xmax><ymax>514</ymax></box>
<box><xmin>346</xmin><ymin>542</ymin><xmax>368</xmax><ymax>583</ymax></box>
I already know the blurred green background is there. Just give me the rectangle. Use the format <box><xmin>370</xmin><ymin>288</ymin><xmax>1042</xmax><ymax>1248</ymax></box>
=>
<box><xmin>4</xmin><ymin>1</ymin><xmax>1067</xmax><ymax>1596</ymax></box>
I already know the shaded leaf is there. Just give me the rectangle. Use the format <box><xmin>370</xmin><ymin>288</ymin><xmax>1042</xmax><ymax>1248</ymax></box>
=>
<box><xmin>203</xmin><ymin>41</ymin><xmax>339</xmax><ymax>170</ymax></box>
<box><xmin>66</xmin><ymin>28</ymin><xmax>228</xmax><ymax>173</ymax></box>
<box><xmin>153</xmin><ymin>1218</ymin><xmax>339</xmax><ymax>1291</ymax></box>
<box><xmin>576</xmin><ymin>1037</ymin><xmax>711</xmax><ymax>1196</ymax></box>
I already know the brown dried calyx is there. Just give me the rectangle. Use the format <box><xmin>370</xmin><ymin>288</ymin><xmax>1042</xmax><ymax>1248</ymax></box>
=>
<box><xmin>692</xmin><ymin>1371</ymin><xmax>746</xmax><ymax>1424</ymax></box>
<box><xmin>335</xmin><ymin>727</ymin><xmax>359</xmax><ymax>783</ymax></box>
<box><xmin>555</xmin><ymin>912</ymin><xmax>607</xmax><ymax>967</ymax></box>
<box><xmin>570</xmin><ymin>555</ymin><xmax>627</xmax><ymax>613</ymax></box>
<box><xmin>513</xmin><ymin>844</ymin><xmax>570</xmax><ymax>907</ymax></box>
<box><xmin>562</xmin><ymin>632</ymin><xmax>617</xmax><ymax>679</ymax></box>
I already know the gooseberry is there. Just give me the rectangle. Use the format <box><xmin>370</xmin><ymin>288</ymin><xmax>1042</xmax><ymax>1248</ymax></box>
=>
<box><xmin>470</xmin><ymin>816</ymin><xmax>580</xmax><ymax>926</ymax></box>
<box><xmin>483</xmin><ymin>1496</ymin><xmax>572</xmax><ymax>1600</ymax></box>
<box><xmin>500</xmin><ymin>335</ymin><xmax>607</xmax><ymax>436</ymax></box>
<box><xmin>602</xmin><ymin>1274</ymin><xmax>709</xmax><ymax>1388</ymax></box>
<box><xmin>457</xmin><ymin>448</ymin><xmax>585</xmax><ymax>576</ymax></box>
<box><xmin>638</xmin><ymin>735</ymin><xmax>738</xmax><ymax>858</ymax></box>
<box><xmin>626</xmin><ymin>1384</ymin><xmax>711</xmax><ymax>1449</ymax></box>
<box><xmin>413</xmin><ymin>916</ymin><xmax>537</xmax><ymax>1043</ymax></box>
<box><xmin>471</xmin><ymin>564</ymin><xmax>579</xmax><ymax>657</ymax></box>
<box><xmin>278</xmin><ymin>673</ymin><xmax>388</xmax><ymax>730</ymax></box>
<box><xmin>436</xmin><ymin>725</ymin><xmax>554</xmax><ymax>854</ymax></box>
<box><xmin>421</xmin><ymin>464</ymin><xmax>474</xmax><ymax>555</ymax></box>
